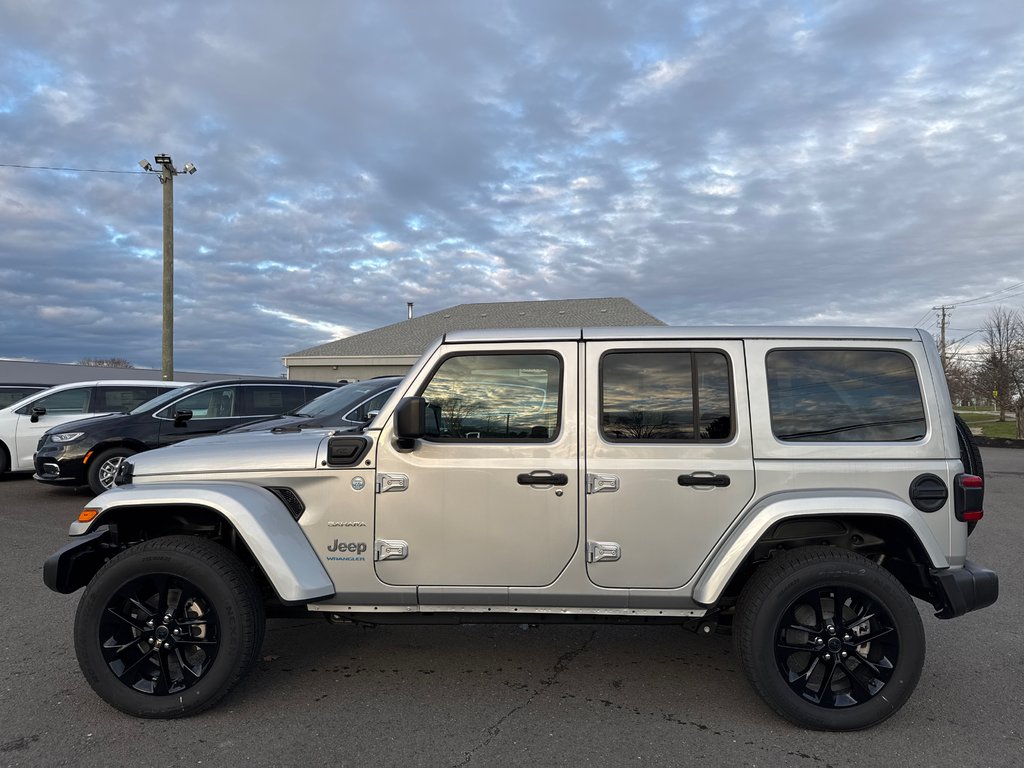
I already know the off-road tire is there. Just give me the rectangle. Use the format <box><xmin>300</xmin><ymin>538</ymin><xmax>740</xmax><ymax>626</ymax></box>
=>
<box><xmin>74</xmin><ymin>535</ymin><xmax>265</xmax><ymax>718</ymax></box>
<box><xmin>734</xmin><ymin>546</ymin><xmax>925</xmax><ymax>731</ymax></box>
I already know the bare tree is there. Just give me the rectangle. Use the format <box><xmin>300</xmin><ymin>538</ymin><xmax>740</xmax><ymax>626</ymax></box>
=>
<box><xmin>77</xmin><ymin>357</ymin><xmax>135</xmax><ymax>368</ymax></box>
<box><xmin>430</xmin><ymin>397</ymin><xmax>481</xmax><ymax>437</ymax></box>
<box><xmin>979</xmin><ymin>307</ymin><xmax>1024</xmax><ymax>427</ymax></box>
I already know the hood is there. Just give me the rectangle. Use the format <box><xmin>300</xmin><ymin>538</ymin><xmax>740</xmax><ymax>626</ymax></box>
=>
<box><xmin>126</xmin><ymin>428</ymin><xmax>350</xmax><ymax>479</ymax></box>
<box><xmin>43</xmin><ymin>411</ymin><xmax>131</xmax><ymax>435</ymax></box>
<box><xmin>222</xmin><ymin>414</ymin><xmax>366</xmax><ymax>434</ymax></box>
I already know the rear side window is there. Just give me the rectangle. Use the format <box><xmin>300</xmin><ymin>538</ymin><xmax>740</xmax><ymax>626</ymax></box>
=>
<box><xmin>245</xmin><ymin>385</ymin><xmax>308</xmax><ymax>416</ymax></box>
<box><xmin>97</xmin><ymin>386</ymin><xmax>168</xmax><ymax>412</ymax></box>
<box><xmin>766</xmin><ymin>349</ymin><xmax>926</xmax><ymax>442</ymax></box>
<box><xmin>600</xmin><ymin>351</ymin><xmax>733</xmax><ymax>441</ymax></box>
<box><xmin>0</xmin><ymin>387</ymin><xmax>44</xmax><ymax>408</ymax></box>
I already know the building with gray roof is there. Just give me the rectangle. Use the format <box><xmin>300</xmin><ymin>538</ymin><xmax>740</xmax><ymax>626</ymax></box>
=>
<box><xmin>282</xmin><ymin>297</ymin><xmax>664</xmax><ymax>382</ymax></box>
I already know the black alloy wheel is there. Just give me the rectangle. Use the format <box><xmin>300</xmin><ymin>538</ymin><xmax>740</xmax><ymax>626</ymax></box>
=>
<box><xmin>97</xmin><ymin>573</ymin><xmax>220</xmax><ymax>695</ymax></box>
<box><xmin>735</xmin><ymin>546</ymin><xmax>924</xmax><ymax>730</ymax></box>
<box><xmin>74</xmin><ymin>535</ymin><xmax>265</xmax><ymax>718</ymax></box>
<box><xmin>773</xmin><ymin>584</ymin><xmax>899</xmax><ymax>708</ymax></box>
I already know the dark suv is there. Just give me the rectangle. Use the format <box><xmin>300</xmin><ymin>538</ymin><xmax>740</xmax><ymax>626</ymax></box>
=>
<box><xmin>34</xmin><ymin>379</ymin><xmax>335</xmax><ymax>493</ymax></box>
<box><xmin>220</xmin><ymin>376</ymin><xmax>402</xmax><ymax>434</ymax></box>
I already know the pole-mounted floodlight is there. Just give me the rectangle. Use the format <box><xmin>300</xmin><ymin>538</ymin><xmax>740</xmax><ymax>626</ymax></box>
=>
<box><xmin>139</xmin><ymin>153</ymin><xmax>197</xmax><ymax>380</ymax></box>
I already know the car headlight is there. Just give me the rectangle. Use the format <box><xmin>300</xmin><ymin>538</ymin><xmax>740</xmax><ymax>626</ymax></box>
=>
<box><xmin>50</xmin><ymin>432</ymin><xmax>85</xmax><ymax>443</ymax></box>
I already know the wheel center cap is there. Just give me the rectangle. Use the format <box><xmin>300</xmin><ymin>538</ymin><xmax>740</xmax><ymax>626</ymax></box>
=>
<box><xmin>155</xmin><ymin>625</ymin><xmax>170</xmax><ymax>640</ymax></box>
<box><xmin>827</xmin><ymin>637</ymin><xmax>842</xmax><ymax>653</ymax></box>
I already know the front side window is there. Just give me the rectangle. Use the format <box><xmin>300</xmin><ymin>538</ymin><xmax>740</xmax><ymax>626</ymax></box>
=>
<box><xmin>601</xmin><ymin>351</ymin><xmax>733</xmax><ymax>441</ymax></box>
<box><xmin>21</xmin><ymin>387</ymin><xmax>91</xmax><ymax>415</ymax></box>
<box><xmin>767</xmin><ymin>348</ymin><xmax>926</xmax><ymax>442</ymax></box>
<box><xmin>159</xmin><ymin>387</ymin><xmax>239</xmax><ymax>419</ymax></box>
<box><xmin>420</xmin><ymin>353</ymin><xmax>561</xmax><ymax>440</ymax></box>
<box><xmin>345</xmin><ymin>388</ymin><xmax>394</xmax><ymax>423</ymax></box>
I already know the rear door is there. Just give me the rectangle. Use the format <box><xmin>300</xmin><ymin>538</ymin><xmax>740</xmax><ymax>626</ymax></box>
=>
<box><xmin>584</xmin><ymin>340</ymin><xmax>755</xmax><ymax>588</ymax></box>
<box><xmin>373</xmin><ymin>342</ymin><xmax>580</xmax><ymax>589</ymax></box>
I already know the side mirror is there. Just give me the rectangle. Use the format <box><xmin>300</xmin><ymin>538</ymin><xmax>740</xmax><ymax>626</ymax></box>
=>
<box><xmin>395</xmin><ymin>397</ymin><xmax>426</xmax><ymax>440</ymax></box>
<box><xmin>30</xmin><ymin>406</ymin><xmax>46</xmax><ymax>423</ymax></box>
<box><xmin>173</xmin><ymin>409</ymin><xmax>194</xmax><ymax>427</ymax></box>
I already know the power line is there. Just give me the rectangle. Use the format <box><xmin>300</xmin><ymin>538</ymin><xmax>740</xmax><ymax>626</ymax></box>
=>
<box><xmin>952</xmin><ymin>281</ymin><xmax>1024</xmax><ymax>307</ymax></box>
<box><xmin>0</xmin><ymin>162</ymin><xmax>144</xmax><ymax>175</ymax></box>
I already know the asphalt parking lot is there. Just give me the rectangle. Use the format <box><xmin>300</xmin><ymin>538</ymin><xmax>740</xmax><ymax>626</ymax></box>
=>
<box><xmin>1</xmin><ymin>449</ymin><xmax>1021</xmax><ymax>768</ymax></box>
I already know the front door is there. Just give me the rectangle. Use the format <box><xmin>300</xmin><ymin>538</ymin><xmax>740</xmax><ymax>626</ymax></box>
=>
<box><xmin>14</xmin><ymin>386</ymin><xmax>95</xmax><ymax>471</ymax></box>
<box><xmin>374</xmin><ymin>343</ymin><xmax>580</xmax><ymax>588</ymax></box>
<box><xmin>157</xmin><ymin>385</ymin><xmax>243</xmax><ymax>445</ymax></box>
<box><xmin>584</xmin><ymin>340</ymin><xmax>755</xmax><ymax>589</ymax></box>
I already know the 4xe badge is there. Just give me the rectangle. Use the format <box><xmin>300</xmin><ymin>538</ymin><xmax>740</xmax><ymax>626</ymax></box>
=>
<box><xmin>325</xmin><ymin>540</ymin><xmax>368</xmax><ymax>562</ymax></box>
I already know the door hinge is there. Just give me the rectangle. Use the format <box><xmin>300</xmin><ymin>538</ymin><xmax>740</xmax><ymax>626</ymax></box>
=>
<box><xmin>375</xmin><ymin>539</ymin><xmax>409</xmax><ymax>561</ymax></box>
<box><xmin>376</xmin><ymin>473</ymin><xmax>409</xmax><ymax>493</ymax></box>
<box><xmin>587</xmin><ymin>540</ymin><xmax>621</xmax><ymax>563</ymax></box>
<box><xmin>586</xmin><ymin>473</ymin><xmax>620</xmax><ymax>494</ymax></box>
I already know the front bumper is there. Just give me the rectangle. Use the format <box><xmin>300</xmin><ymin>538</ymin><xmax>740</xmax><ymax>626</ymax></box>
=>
<box><xmin>43</xmin><ymin>528</ymin><xmax>115</xmax><ymax>593</ymax></box>
<box><xmin>931</xmin><ymin>560</ymin><xmax>999</xmax><ymax>618</ymax></box>
<box><xmin>33</xmin><ymin>447</ymin><xmax>88</xmax><ymax>486</ymax></box>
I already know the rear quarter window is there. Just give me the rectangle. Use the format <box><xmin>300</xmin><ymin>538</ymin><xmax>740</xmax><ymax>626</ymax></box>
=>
<box><xmin>766</xmin><ymin>348</ymin><xmax>926</xmax><ymax>442</ymax></box>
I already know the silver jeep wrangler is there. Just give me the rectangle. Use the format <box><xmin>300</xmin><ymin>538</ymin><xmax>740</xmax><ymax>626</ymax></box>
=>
<box><xmin>44</xmin><ymin>326</ymin><xmax>998</xmax><ymax>730</ymax></box>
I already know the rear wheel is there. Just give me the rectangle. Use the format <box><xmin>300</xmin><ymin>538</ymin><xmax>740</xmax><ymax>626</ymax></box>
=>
<box><xmin>735</xmin><ymin>546</ymin><xmax>924</xmax><ymax>730</ymax></box>
<box><xmin>74</xmin><ymin>535</ymin><xmax>265</xmax><ymax>718</ymax></box>
<box><xmin>87</xmin><ymin>447</ymin><xmax>136</xmax><ymax>494</ymax></box>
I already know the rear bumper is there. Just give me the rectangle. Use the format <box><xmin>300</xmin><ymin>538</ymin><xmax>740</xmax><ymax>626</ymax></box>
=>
<box><xmin>931</xmin><ymin>560</ymin><xmax>999</xmax><ymax>618</ymax></box>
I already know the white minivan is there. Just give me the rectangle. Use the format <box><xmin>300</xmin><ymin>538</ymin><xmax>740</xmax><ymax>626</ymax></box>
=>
<box><xmin>0</xmin><ymin>380</ymin><xmax>184</xmax><ymax>475</ymax></box>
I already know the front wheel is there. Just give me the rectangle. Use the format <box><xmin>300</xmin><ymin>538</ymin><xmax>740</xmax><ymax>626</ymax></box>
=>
<box><xmin>74</xmin><ymin>535</ymin><xmax>265</xmax><ymax>718</ymax></box>
<box><xmin>734</xmin><ymin>546</ymin><xmax>925</xmax><ymax>731</ymax></box>
<box><xmin>87</xmin><ymin>447</ymin><xmax>136</xmax><ymax>494</ymax></box>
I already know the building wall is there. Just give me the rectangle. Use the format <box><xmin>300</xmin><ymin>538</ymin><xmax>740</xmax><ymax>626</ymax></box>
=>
<box><xmin>286</xmin><ymin>363</ymin><xmax>415</xmax><ymax>383</ymax></box>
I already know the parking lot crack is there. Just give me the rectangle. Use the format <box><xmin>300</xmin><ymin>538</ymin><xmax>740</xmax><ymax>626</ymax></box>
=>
<box><xmin>451</xmin><ymin>629</ymin><xmax>597</xmax><ymax>767</ymax></box>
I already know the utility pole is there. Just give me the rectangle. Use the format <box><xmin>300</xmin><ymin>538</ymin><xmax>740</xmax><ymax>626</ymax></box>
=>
<box><xmin>139</xmin><ymin>154</ymin><xmax>197</xmax><ymax>380</ymax></box>
<box><xmin>932</xmin><ymin>304</ymin><xmax>953</xmax><ymax>372</ymax></box>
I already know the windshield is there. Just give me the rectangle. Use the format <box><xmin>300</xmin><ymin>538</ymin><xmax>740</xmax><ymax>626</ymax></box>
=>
<box><xmin>296</xmin><ymin>378</ymin><xmax>401</xmax><ymax>419</ymax></box>
<box><xmin>129</xmin><ymin>384</ymin><xmax>194</xmax><ymax>415</ymax></box>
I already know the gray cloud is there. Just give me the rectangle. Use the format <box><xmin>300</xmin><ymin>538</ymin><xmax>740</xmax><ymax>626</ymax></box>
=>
<box><xmin>1</xmin><ymin>0</ymin><xmax>1022</xmax><ymax>374</ymax></box>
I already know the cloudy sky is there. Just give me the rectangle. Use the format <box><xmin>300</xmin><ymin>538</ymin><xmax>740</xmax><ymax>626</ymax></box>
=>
<box><xmin>2</xmin><ymin>0</ymin><xmax>1022</xmax><ymax>375</ymax></box>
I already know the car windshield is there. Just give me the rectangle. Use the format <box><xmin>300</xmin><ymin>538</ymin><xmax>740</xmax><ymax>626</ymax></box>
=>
<box><xmin>294</xmin><ymin>378</ymin><xmax>400</xmax><ymax>420</ymax></box>
<box><xmin>128</xmin><ymin>385</ymin><xmax>194</xmax><ymax>415</ymax></box>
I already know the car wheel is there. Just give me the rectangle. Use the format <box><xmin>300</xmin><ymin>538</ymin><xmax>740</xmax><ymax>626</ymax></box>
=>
<box><xmin>953</xmin><ymin>413</ymin><xmax>984</xmax><ymax>535</ymax></box>
<box><xmin>0</xmin><ymin>444</ymin><xmax>8</xmax><ymax>474</ymax></box>
<box><xmin>87</xmin><ymin>447</ymin><xmax>136</xmax><ymax>494</ymax></box>
<box><xmin>734</xmin><ymin>546</ymin><xmax>925</xmax><ymax>731</ymax></box>
<box><xmin>73</xmin><ymin>535</ymin><xmax>265</xmax><ymax>718</ymax></box>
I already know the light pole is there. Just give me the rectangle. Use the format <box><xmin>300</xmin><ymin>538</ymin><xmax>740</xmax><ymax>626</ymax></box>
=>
<box><xmin>139</xmin><ymin>154</ymin><xmax>197</xmax><ymax>380</ymax></box>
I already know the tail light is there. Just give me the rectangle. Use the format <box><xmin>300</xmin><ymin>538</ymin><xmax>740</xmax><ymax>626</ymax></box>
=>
<box><xmin>954</xmin><ymin>474</ymin><xmax>984</xmax><ymax>523</ymax></box>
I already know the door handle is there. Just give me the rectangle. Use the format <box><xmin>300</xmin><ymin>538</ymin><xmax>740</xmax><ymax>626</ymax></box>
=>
<box><xmin>678</xmin><ymin>473</ymin><xmax>731</xmax><ymax>488</ymax></box>
<box><xmin>517</xmin><ymin>472</ymin><xmax>569</xmax><ymax>486</ymax></box>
